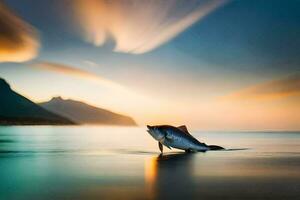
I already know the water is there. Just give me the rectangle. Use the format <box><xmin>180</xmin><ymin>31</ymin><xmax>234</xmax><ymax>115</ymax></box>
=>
<box><xmin>0</xmin><ymin>126</ymin><xmax>299</xmax><ymax>200</ymax></box>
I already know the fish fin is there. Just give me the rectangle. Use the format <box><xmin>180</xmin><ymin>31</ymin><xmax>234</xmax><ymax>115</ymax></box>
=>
<box><xmin>158</xmin><ymin>142</ymin><xmax>163</xmax><ymax>153</ymax></box>
<box><xmin>177</xmin><ymin>125</ymin><xmax>190</xmax><ymax>134</ymax></box>
<box><xmin>160</xmin><ymin>137</ymin><xmax>172</xmax><ymax>150</ymax></box>
<box><xmin>177</xmin><ymin>126</ymin><xmax>206</xmax><ymax>145</ymax></box>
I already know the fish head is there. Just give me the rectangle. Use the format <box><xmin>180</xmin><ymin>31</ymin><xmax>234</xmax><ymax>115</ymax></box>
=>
<box><xmin>147</xmin><ymin>125</ymin><xmax>165</xmax><ymax>141</ymax></box>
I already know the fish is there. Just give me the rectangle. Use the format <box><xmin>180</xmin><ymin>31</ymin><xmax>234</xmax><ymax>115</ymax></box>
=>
<box><xmin>147</xmin><ymin>125</ymin><xmax>224</xmax><ymax>153</ymax></box>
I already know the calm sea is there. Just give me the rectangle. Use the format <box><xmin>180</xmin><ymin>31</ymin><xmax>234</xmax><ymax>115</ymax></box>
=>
<box><xmin>0</xmin><ymin>126</ymin><xmax>299</xmax><ymax>200</ymax></box>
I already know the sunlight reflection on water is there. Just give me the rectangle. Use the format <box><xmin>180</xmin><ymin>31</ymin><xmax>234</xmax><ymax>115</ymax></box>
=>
<box><xmin>0</xmin><ymin>126</ymin><xmax>299</xmax><ymax>200</ymax></box>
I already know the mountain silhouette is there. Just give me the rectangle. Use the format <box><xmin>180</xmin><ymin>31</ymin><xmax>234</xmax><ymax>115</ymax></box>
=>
<box><xmin>39</xmin><ymin>97</ymin><xmax>137</xmax><ymax>126</ymax></box>
<box><xmin>0</xmin><ymin>78</ymin><xmax>75</xmax><ymax>125</ymax></box>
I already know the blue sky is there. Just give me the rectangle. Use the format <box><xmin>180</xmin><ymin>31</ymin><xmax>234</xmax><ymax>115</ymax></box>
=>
<box><xmin>0</xmin><ymin>0</ymin><xmax>299</xmax><ymax>130</ymax></box>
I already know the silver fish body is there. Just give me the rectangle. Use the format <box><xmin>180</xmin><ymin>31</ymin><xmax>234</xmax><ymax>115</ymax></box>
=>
<box><xmin>147</xmin><ymin>125</ymin><xmax>221</xmax><ymax>152</ymax></box>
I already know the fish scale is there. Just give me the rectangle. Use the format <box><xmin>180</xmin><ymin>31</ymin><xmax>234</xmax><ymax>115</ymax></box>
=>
<box><xmin>147</xmin><ymin>125</ymin><xmax>224</xmax><ymax>153</ymax></box>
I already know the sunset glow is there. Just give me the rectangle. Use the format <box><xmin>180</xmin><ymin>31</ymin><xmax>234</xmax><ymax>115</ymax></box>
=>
<box><xmin>0</xmin><ymin>0</ymin><xmax>299</xmax><ymax>130</ymax></box>
<box><xmin>0</xmin><ymin>2</ymin><xmax>39</xmax><ymax>62</ymax></box>
<box><xmin>71</xmin><ymin>0</ymin><xmax>227</xmax><ymax>54</ymax></box>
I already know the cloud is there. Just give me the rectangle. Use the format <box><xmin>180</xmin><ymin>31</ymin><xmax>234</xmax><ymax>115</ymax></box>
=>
<box><xmin>83</xmin><ymin>60</ymin><xmax>100</xmax><ymax>68</ymax></box>
<box><xmin>31</xmin><ymin>61</ymin><xmax>117</xmax><ymax>87</ymax></box>
<box><xmin>30</xmin><ymin>61</ymin><xmax>147</xmax><ymax>95</ymax></box>
<box><xmin>71</xmin><ymin>0</ymin><xmax>227</xmax><ymax>54</ymax></box>
<box><xmin>0</xmin><ymin>2</ymin><xmax>39</xmax><ymax>63</ymax></box>
<box><xmin>224</xmin><ymin>74</ymin><xmax>300</xmax><ymax>100</ymax></box>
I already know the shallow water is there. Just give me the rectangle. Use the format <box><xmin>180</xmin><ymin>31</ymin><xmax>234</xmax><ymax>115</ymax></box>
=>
<box><xmin>0</xmin><ymin>126</ymin><xmax>299</xmax><ymax>200</ymax></box>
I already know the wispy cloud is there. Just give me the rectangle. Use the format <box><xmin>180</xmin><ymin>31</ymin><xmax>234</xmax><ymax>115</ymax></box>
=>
<box><xmin>31</xmin><ymin>61</ymin><xmax>155</xmax><ymax>97</ymax></box>
<box><xmin>71</xmin><ymin>0</ymin><xmax>227</xmax><ymax>54</ymax></box>
<box><xmin>224</xmin><ymin>74</ymin><xmax>300</xmax><ymax>100</ymax></box>
<box><xmin>0</xmin><ymin>2</ymin><xmax>39</xmax><ymax>63</ymax></box>
<box><xmin>83</xmin><ymin>60</ymin><xmax>100</xmax><ymax>68</ymax></box>
<box><xmin>31</xmin><ymin>61</ymin><xmax>120</xmax><ymax>88</ymax></box>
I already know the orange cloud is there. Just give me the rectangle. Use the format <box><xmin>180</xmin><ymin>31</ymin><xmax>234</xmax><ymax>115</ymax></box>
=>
<box><xmin>0</xmin><ymin>2</ymin><xmax>39</xmax><ymax>63</ymax></box>
<box><xmin>71</xmin><ymin>0</ymin><xmax>227</xmax><ymax>54</ymax></box>
<box><xmin>224</xmin><ymin>74</ymin><xmax>300</xmax><ymax>101</ymax></box>
<box><xmin>31</xmin><ymin>61</ymin><xmax>120</xmax><ymax>87</ymax></box>
<box><xmin>30</xmin><ymin>61</ymin><xmax>158</xmax><ymax>99</ymax></box>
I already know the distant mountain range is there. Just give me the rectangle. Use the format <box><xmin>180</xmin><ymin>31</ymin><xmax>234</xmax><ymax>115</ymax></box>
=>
<box><xmin>0</xmin><ymin>78</ymin><xmax>137</xmax><ymax>126</ymax></box>
<box><xmin>39</xmin><ymin>97</ymin><xmax>137</xmax><ymax>126</ymax></box>
<box><xmin>0</xmin><ymin>78</ymin><xmax>75</xmax><ymax>125</ymax></box>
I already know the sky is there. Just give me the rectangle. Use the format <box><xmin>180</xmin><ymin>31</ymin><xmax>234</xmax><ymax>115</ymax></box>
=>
<box><xmin>0</xmin><ymin>0</ymin><xmax>299</xmax><ymax>130</ymax></box>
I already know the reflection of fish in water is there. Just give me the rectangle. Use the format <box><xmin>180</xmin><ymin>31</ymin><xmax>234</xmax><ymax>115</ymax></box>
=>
<box><xmin>156</xmin><ymin>152</ymin><xmax>194</xmax><ymax>162</ymax></box>
<box><xmin>145</xmin><ymin>153</ymin><xmax>197</xmax><ymax>200</ymax></box>
<box><xmin>147</xmin><ymin>125</ymin><xmax>224</xmax><ymax>153</ymax></box>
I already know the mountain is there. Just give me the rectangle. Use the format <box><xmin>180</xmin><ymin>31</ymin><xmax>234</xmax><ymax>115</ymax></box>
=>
<box><xmin>39</xmin><ymin>97</ymin><xmax>137</xmax><ymax>126</ymax></box>
<box><xmin>0</xmin><ymin>78</ymin><xmax>75</xmax><ymax>125</ymax></box>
